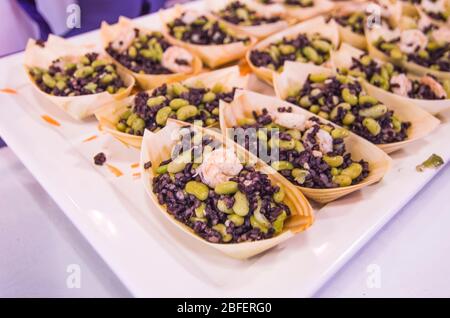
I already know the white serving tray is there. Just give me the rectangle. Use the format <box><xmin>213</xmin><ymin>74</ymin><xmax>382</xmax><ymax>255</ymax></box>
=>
<box><xmin>1</xmin><ymin>1</ymin><xmax>449</xmax><ymax>297</ymax></box>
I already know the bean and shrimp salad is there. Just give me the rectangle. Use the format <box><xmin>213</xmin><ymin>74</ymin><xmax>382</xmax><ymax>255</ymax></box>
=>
<box><xmin>106</xmin><ymin>29</ymin><xmax>176</xmax><ymax>75</ymax></box>
<box><xmin>151</xmin><ymin>128</ymin><xmax>291</xmax><ymax>243</ymax></box>
<box><xmin>257</xmin><ymin>0</ymin><xmax>314</xmax><ymax>5</ymax></box>
<box><xmin>334</xmin><ymin>12</ymin><xmax>393</xmax><ymax>36</ymax></box>
<box><xmin>216</xmin><ymin>1</ymin><xmax>281</xmax><ymax>26</ymax></box>
<box><xmin>116</xmin><ymin>82</ymin><xmax>236</xmax><ymax>135</ymax></box>
<box><xmin>249</xmin><ymin>33</ymin><xmax>333</xmax><ymax>72</ymax></box>
<box><xmin>285</xmin><ymin>73</ymin><xmax>411</xmax><ymax>144</ymax></box>
<box><xmin>233</xmin><ymin>108</ymin><xmax>369</xmax><ymax>188</ymax></box>
<box><xmin>29</xmin><ymin>52</ymin><xmax>127</xmax><ymax>96</ymax></box>
<box><xmin>341</xmin><ymin>53</ymin><xmax>450</xmax><ymax>100</ymax></box>
<box><xmin>167</xmin><ymin>12</ymin><xmax>250</xmax><ymax>45</ymax></box>
<box><xmin>373</xmin><ymin>34</ymin><xmax>450</xmax><ymax>72</ymax></box>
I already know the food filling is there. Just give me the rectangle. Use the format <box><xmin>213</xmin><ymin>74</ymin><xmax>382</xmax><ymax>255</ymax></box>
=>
<box><xmin>152</xmin><ymin>128</ymin><xmax>291</xmax><ymax>243</ymax></box>
<box><xmin>29</xmin><ymin>52</ymin><xmax>127</xmax><ymax>96</ymax></box>
<box><xmin>232</xmin><ymin>107</ymin><xmax>369</xmax><ymax>188</ymax></box>
<box><xmin>285</xmin><ymin>73</ymin><xmax>411</xmax><ymax>144</ymax></box>
<box><xmin>216</xmin><ymin>1</ymin><xmax>282</xmax><ymax>26</ymax></box>
<box><xmin>116</xmin><ymin>81</ymin><xmax>236</xmax><ymax>135</ymax></box>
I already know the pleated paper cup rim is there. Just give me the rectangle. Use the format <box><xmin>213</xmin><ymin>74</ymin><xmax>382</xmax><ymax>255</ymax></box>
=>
<box><xmin>95</xmin><ymin>66</ymin><xmax>249</xmax><ymax>149</ymax></box>
<box><xmin>282</xmin><ymin>0</ymin><xmax>336</xmax><ymax>21</ymax></box>
<box><xmin>273</xmin><ymin>61</ymin><xmax>441</xmax><ymax>154</ymax></box>
<box><xmin>246</xmin><ymin>16</ymin><xmax>340</xmax><ymax>85</ymax></box>
<box><xmin>139</xmin><ymin>120</ymin><xmax>314</xmax><ymax>259</ymax></box>
<box><xmin>219</xmin><ymin>89</ymin><xmax>393</xmax><ymax>203</ymax></box>
<box><xmin>23</xmin><ymin>35</ymin><xmax>135</xmax><ymax>120</ymax></box>
<box><xmin>100</xmin><ymin>16</ymin><xmax>203</xmax><ymax>90</ymax></box>
<box><xmin>333</xmin><ymin>43</ymin><xmax>450</xmax><ymax>115</ymax></box>
<box><xmin>159</xmin><ymin>5</ymin><xmax>258</xmax><ymax>69</ymax></box>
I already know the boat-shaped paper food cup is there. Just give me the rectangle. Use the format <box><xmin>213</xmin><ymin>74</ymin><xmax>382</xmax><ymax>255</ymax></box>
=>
<box><xmin>246</xmin><ymin>16</ymin><xmax>340</xmax><ymax>85</ymax></box>
<box><xmin>280</xmin><ymin>0</ymin><xmax>335</xmax><ymax>21</ymax></box>
<box><xmin>219</xmin><ymin>89</ymin><xmax>392</xmax><ymax>203</ymax></box>
<box><xmin>159</xmin><ymin>5</ymin><xmax>257</xmax><ymax>69</ymax></box>
<box><xmin>332</xmin><ymin>0</ymin><xmax>401</xmax><ymax>49</ymax></box>
<box><xmin>95</xmin><ymin>66</ymin><xmax>249</xmax><ymax>149</ymax></box>
<box><xmin>400</xmin><ymin>1</ymin><xmax>450</xmax><ymax>27</ymax></box>
<box><xmin>366</xmin><ymin>24</ymin><xmax>450</xmax><ymax>80</ymax></box>
<box><xmin>333</xmin><ymin>43</ymin><xmax>450</xmax><ymax>115</ymax></box>
<box><xmin>273</xmin><ymin>61</ymin><xmax>441</xmax><ymax>154</ymax></box>
<box><xmin>100</xmin><ymin>16</ymin><xmax>202</xmax><ymax>90</ymax></box>
<box><xmin>140</xmin><ymin>120</ymin><xmax>314</xmax><ymax>259</ymax></box>
<box><xmin>24</xmin><ymin>35</ymin><xmax>135</xmax><ymax>120</ymax></box>
<box><xmin>206</xmin><ymin>0</ymin><xmax>293</xmax><ymax>39</ymax></box>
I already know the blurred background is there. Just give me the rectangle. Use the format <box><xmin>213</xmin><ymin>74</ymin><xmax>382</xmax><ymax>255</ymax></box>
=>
<box><xmin>0</xmin><ymin>0</ymin><xmax>191</xmax><ymax>147</ymax></box>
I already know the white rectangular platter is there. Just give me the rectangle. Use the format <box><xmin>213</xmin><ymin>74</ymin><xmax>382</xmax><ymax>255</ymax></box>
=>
<box><xmin>0</xmin><ymin>1</ymin><xmax>449</xmax><ymax>297</ymax></box>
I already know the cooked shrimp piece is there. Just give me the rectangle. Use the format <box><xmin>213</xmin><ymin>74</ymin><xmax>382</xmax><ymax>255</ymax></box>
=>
<box><xmin>432</xmin><ymin>27</ymin><xmax>450</xmax><ymax>44</ymax></box>
<box><xmin>421</xmin><ymin>0</ymin><xmax>446</xmax><ymax>14</ymax></box>
<box><xmin>196</xmin><ymin>148</ymin><xmax>243</xmax><ymax>188</ymax></box>
<box><xmin>181</xmin><ymin>10</ymin><xmax>202</xmax><ymax>24</ymax></box>
<box><xmin>272</xmin><ymin>112</ymin><xmax>308</xmax><ymax>130</ymax></box>
<box><xmin>161</xmin><ymin>46</ymin><xmax>194</xmax><ymax>73</ymax></box>
<box><xmin>390</xmin><ymin>74</ymin><xmax>412</xmax><ymax>97</ymax></box>
<box><xmin>111</xmin><ymin>26</ymin><xmax>135</xmax><ymax>53</ymax></box>
<box><xmin>421</xmin><ymin>75</ymin><xmax>447</xmax><ymax>98</ymax></box>
<box><xmin>303</xmin><ymin>128</ymin><xmax>333</xmax><ymax>154</ymax></box>
<box><xmin>400</xmin><ymin>29</ymin><xmax>428</xmax><ymax>54</ymax></box>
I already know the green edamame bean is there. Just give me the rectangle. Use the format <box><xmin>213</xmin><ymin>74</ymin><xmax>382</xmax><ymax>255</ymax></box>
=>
<box><xmin>74</xmin><ymin>66</ymin><xmax>93</xmax><ymax>78</ymax></box>
<box><xmin>342</xmin><ymin>88</ymin><xmax>358</xmax><ymax>106</ymax></box>
<box><xmin>331</xmin><ymin>128</ymin><xmax>349</xmax><ymax>139</ymax></box>
<box><xmin>202</xmin><ymin>92</ymin><xmax>216</xmax><ymax>103</ymax></box>
<box><xmin>80</xmin><ymin>56</ymin><xmax>90</xmax><ymax>65</ymax></box>
<box><xmin>363</xmin><ymin>118</ymin><xmax>381</xmax><ymax>136</ymax></box>
<box><xmin>84</xmin><ymin>82</ymin><xmax>97</xmax><ymax>93</ymax></box>
<box><xmin>299</xmin><ymin>95</ymin><xmax>312</xmax><ymax>108</ymax></box>
<box><xmin>361</xmin><ymin>55</ymin><xmax>372</xmax><ymax>66</ymax></box>
<box><xmin>176</xmin><ymin>105</ymin><xmax>198</xmax><ymax>121</ymax></box>
<box><xmin>171</xmin><ymin>83</ymin><xmax>189</xmax><ymax>96</ymax></box>
<box><xmin>323</xmin><ymin>155</ymin><xmax>344</xmax><ymax>167</ymax></box>
<box><xmin>156</xmin><ymin>164</ymin><xmax>168</xmax><ymax>174</ymax></box>
<box><xmin>100</xmin><ymin>74</ymin><xmax>115</xmax><ymax>85</ymax></box>
<box><xmin>318</xmin><ymin>111</ymin><xmax>329</xmax><ymax>120</ymax></box>
<box><xmin>211</xmin><ymin>82</ymin><xmax>224</xmax><ymax>94</ymax></box>
<box><xmin>120</xmin><ymin>110</ymin><xmax>132</xmax><ymax>120</ymax></box>
<box><xmin>272</xmin><ymin>211</ymin><xmax>287</xmax><ymax>234</ymax></box>
<box><xmin>217</xmin><ymin>199</ymin><xmax>233</xmax><ymax>214</ymax></box>
<box><xmin>332</xmin><ymin>174</ymin><xmax>352</xmax><ymax>187</ymax></box>
<box><xmin>107</xmin><ymin>86</ymin><xmax>116</xmax><ymax>94</ymax></box>
<box><xmin>312</xmin><ymin>40</ymin><xmax>331</xmax><ymax>53</ymax></box>
<box><xmin>232</xmin><ymin>191</ymin><xmax>249</xmax><ymax>216</ymax></box>
<box><xmin>271</xmin><ymin>161</ymin><xmax>294</xmax><ymax>171</ymax></box>
<box><xmin>279</xmin><ymin>139</ymin><xmax>296</xmax><ymax>150</ymax></box>
<box><xmin>169</xmin><ymin>98</ymin><xmax>189</xmax><ymax>110</ymax></box>
<box><xmin>147</xmin><ymin>96</ymin><xmax>166</xmax><ymax>107</ymax></box>
<box><xmin>359</xmin><ymin>104</ymin><xmax>387</xmax><ymax>119</ymax></box>
<box><xmin>227</xmin><ymin>214</ymin><xmax>244</xmax><ymax>226</ymax></box>
<box><xmin>286</xmin><ymin>129</ymin><xmax>301</xmax><ymax>140</ymax></box>
<box><xmin>273</xmin><ymin>185</ymin><xmax>285</xmax><ymax>203</ymax></box>
<box><xmin>64</xmin><ymin>63</ymin><xmax>76</xmax><ymax>72</ymax></box>
<box><xmin>341</xmin><ymin>163</ymin><xmax>363</xmax><ymax>179</ymax></box>
<box><xmin>211</xmin><ymin>108</ymin><xmax>219</xmax><ymax>116</ymax></box>
<box><xmin>126</xmin><ymin>113</ymin><xmax>138</xmax><ymax>126</ymax></box>
<box><xmin>279</xmin><ymin>44</ymin><xmax>296</xmax><ymax>55</ymax></box>
<box><xmin>205</xmin><ymin>118</ymin><xmax>216</xmax><ymax>126</ymax></box>
<box><xmin>56</xmin><ymin>80</ymin><xmax>66</xmax><ymax>91</ymax></box>
<box><xmin>342</xmin><ymin>113</ymin><xmax>356</xmax><ymax>125</ymax></box>
<box><xmin>167</xmin><ymin>156</ymin><xmax>187</xmax><ymax>173</ymax></box>
<box><xmin>91</xmin><ymin>59</ymin><xmax>106</xmax><ymax>69</ymax></box>
<box><xmin>155</xmin><ymin>106</ymin><xmax>172</xmax><ymax>126</ymax></box>
<box><xmin>237</xmin><ymin>117</ymin><xmax>256</xmax><ymax>126</ymax></box>
<box><xmin>392</xmin><ymin>116</ymin><xmax>402</xmax><ymax>132</ymax></box>
<box><xmin>295</xmin><ymin>140</ymin><xmax>305</xmax><ymax>153</ymax></box>
<box><xmin>131</xmin><ymin>118</ymin><xmax>145</xmax><ymax>133</ymax></box>
<box><xmin>390</xmin><ymin>47</ymin><xmax>403</xmax><ymax>60</ymax></box>
<box><xmin>185</xmin><ymin>181</ymin><xmax>209</xmax><ymax>201</ymax></box>
<box><xmin>257</xmin><ymin>129</ymin><xmax>267</xmax><ymax>141</ymax></box>
<box><xmin>309</xmin><ymin>105</ymin><xmax>320</xmax><ymax>114</ymax></box>
<box><xmin>253</xmin><ymin>199</ymin><xmax>270</xmax><ymax>227</ymax></box>
<box><xmin>292</xmin><ymin>168</ymin><xmax>308</xmax><ymax>184</ymax></box>
<box><xmin>42</xmin><ymin>73</ymin><xmax>56</xmax><ymax>88</ymax></box>
<box><xmin>128</xmin><ymin>46</ymin><xmax>137</xmax><ymax>58</ymax></box>
<box><xmin>212</xmin><ymin>224</ymin><xmax>232</xmax><ymax>242</ymax></box>
<box><xmin>215</xmin><ymin>181</ymin><xmax>239</xmax><ymax>195</ymax></box>
<box><xmin>250</xmin><ymin>215</ymin><xmax>268</xmax><ymax>234</ymax></box>
<box><xmin>359</xmin><ymin>95</ymin><xmax>378</xmax><ymax>105</ymax></box>
<box><xmin>303</xmin><ymin>46</ymin><xmax>320</xmax><ymax>64</ymax></box>
<box><xmin>309</xmin><ymin>73</ymin><xmax>328</xmax><ymax>83</ymax></box>
<box><xmin>331</xmin><ymin>167</ymin><xmax>340</xmax><ymax>176</ymax></box>
<box><xmin>116</xmin><ymin>122</ymin><xmax>126</xmax><ymax>132</ymax></box>
<box><xmin>195</xmin><ymin>203</ymin><xmax>206</xmax><ymax>218</ymax></box>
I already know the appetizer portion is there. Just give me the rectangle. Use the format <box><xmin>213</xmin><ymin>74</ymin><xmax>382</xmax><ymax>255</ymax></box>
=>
<box><xmin>140</xmin><ymin>121</ymin><xmax>314</xmax><ymax>258</ymax></box>
<box><xmin>230</xmin><ymin>107</ymin><xmax>370</xmax><ymax>188</ymax></box>
<box><xmin>29</xmin><ymin>52</ymin><xmax>127</xmax><ymax>96</ymax></box>
<box><xmin>24</xmin><ymin>35</ymin><xmax>134</xmax><ymax>120</ymax></box>
<box><xmin>116</xmin><ymin>81</ymin><xmax>236</xmax><ymax>135</ymax></box>
<box><xmin>101</xmin><ymin>17</ymin><xmax>202</xmax><ymax>90</ymax></box>
<box><xmin>160</xmin><ymin>7</ymin><xmax>257</xmax><ymax>68</ymax></box>
<box><xmin>216</xmin><ymin>1</ymin><xmax>282</xmax><ymax>26</ymax></box>
<box><xmin>284</xmin><ymin>71</ymin><xmax>411</xmax><ymax>144</ymax></box>
<box><xmin>340</xmin><ymin>50</ymin><xmax>450</xmax><ymax>100</ymax></box>
<box><xmin>253</xmin><ymin>0</ymin><xmax>335</xmax><ymax>21</ymax></box>
<box><xmin>246</xmin><ymin>16</ymin><xmax>339</xmax><ymax>83</ymax></box>
<box><xmin>95</xmin><ymin>66</ymin><xmax>248</xmax><ymax>148</ymax></box>
<box><xmin>152</xmin><ymin>131</ymin><xmax>292</xmax><ymax>243</ymax></box>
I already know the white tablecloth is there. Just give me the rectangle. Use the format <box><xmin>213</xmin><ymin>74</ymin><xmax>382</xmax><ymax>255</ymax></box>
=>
<box><xmin>1</xmin><ymin>146</ymin><xmax>449</xmax><ymax>297</ymax></box>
